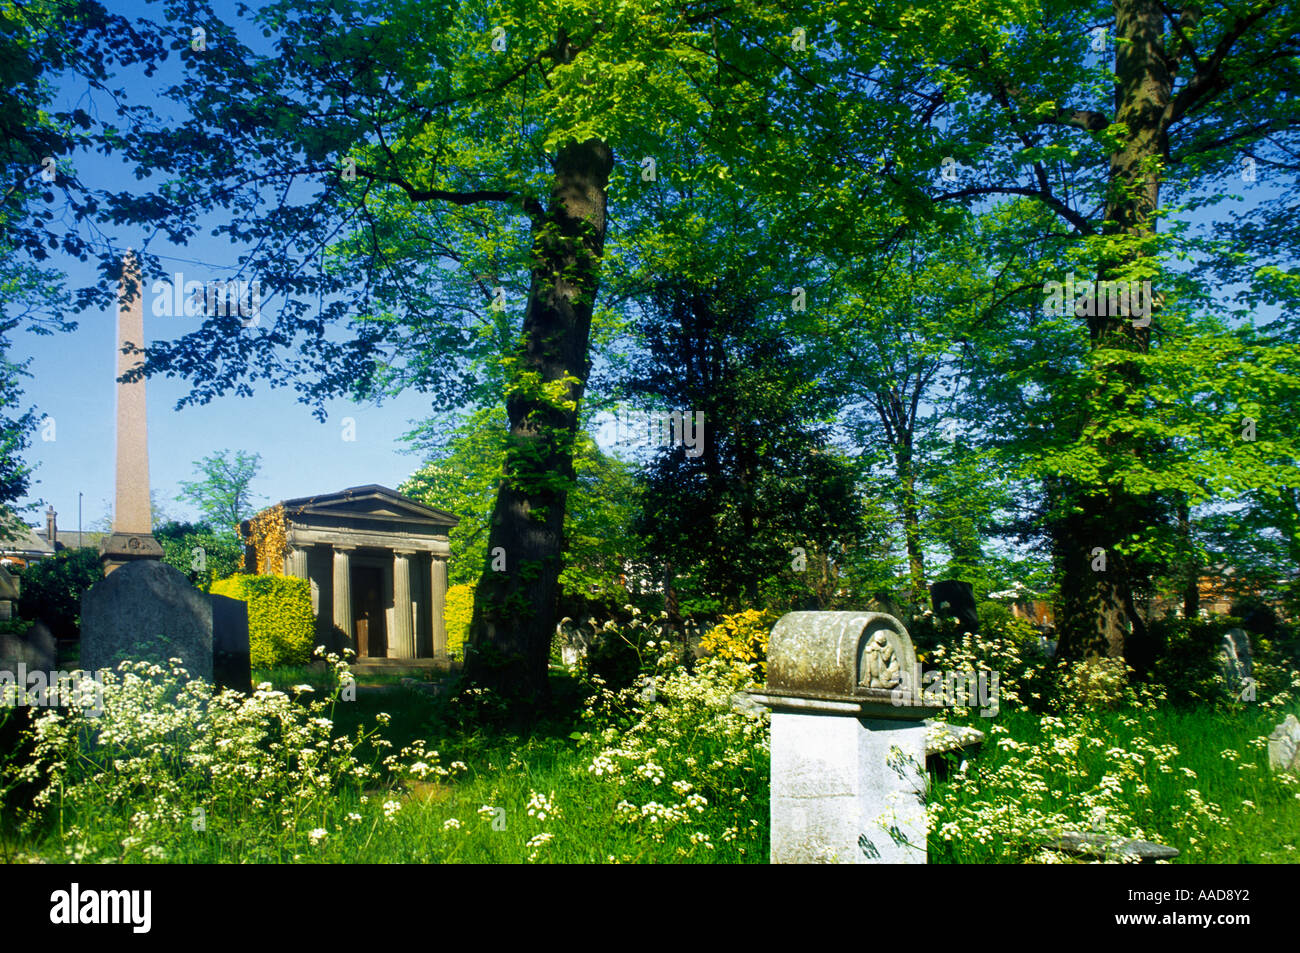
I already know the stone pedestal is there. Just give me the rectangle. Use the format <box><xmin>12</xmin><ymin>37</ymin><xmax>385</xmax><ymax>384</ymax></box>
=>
<box><xmin>99</xmin><ymin>531</ymin><xmax>164</xmax><ymax>573</ymax></box>
<box><xmin>761</xmin><ymin>699</ymin><xmax>927</xmax><ymax>863</ymax></box>
<box><xmin>751</xmin><ymin>611</ymin><xmax>936</xmax><ymax>865</ymax></box>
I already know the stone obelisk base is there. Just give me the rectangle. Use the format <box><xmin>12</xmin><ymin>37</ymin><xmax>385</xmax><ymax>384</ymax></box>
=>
<box><xmin>100</xmin><ymin>531</ymin><xmax>164</xmax><ymax>575</ymax></box>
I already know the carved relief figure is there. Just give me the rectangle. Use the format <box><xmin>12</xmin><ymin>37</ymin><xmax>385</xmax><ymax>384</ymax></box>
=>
<box><xmin>859</xmin><ymin>630</ymin><xmax>900</xmax><ymax>689</ymax></box>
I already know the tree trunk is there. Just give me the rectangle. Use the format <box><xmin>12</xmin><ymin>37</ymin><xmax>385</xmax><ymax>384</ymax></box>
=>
<box><xmin>1055</xmin><ymin>0</ymin><xmax>1168</xmax><ymax>661</ymax></box>
<box><xmin>896</xmin><ymin>438</ymin><xmax>926</xmax><ymax>604</ymax></box>
<box><xmin>1177</xmin><ymin>498</ymin><xmax>1200</xmax><ymax>619</ymax></box>
<box><xmin>1055</xmin><ymin>487</ymin><xmax>1142</xmax><ymax>661</ymax></box>
<box><xmin>464</xmin><ymin>137</ymin><xmax>615</xmax><ymax>703</ymax></box>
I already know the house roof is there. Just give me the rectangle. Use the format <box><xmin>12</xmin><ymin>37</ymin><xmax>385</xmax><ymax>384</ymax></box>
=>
<box><xmin>0</xmin><ymin>520</ymin><xmax>55</xmax><ymax>557</ymax></box>
<box><xmin>45</xmin><ymin>531</ymin><xmax>108</xmax><ymax>552</ymax></box>
<box><xmin>275</xmin><ymin>484</ymin><xmax>460</xmax><ymax>528</ymax></box>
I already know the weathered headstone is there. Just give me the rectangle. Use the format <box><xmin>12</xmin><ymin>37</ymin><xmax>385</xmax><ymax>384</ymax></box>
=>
<box><xmin>0</xmin><ymin>620</ymin><xmax>56</xmax><ymax>673</ymax></box>
<box><xmin>1217</xmin><ymin>627</ymin><xmax>1253</xmax><ymax>697</ymax></box>
<box><xmin>925</xmin><ymin>719</ymin><xmax>986</xmax><ymax>779</ymax></box>
<box><xmin>1038</xmin><ymin>832</ymin><xmax>1179</xmax><ymax>863</ymax></box>
<box><xmin>926</xmin><ymin>719</ymin><xmax>985</xmax><ymax>757</ymax></box>
<box><xmin>81</xmin><ymin>561</ymin><xmax>215</xmax><ymax>681</ymax></box>
<box><xmin>929</xmin><ymin>580</ymin><xmax>979</xmax><ymax>634</ymax></box>
<box><xmin>555</xmin><ymin>617</ymin><xmax>593</xmax><ymax>670</ymax></box>
<box><xmin>211</xmin><ymin>593</ymin><xmax>252</xmax><ymax>693</ymax></box>
<box><xmin>0</xmin><ymin>565</ymin><xmax>18</xmax><ymax>621</ymax></box>
<box><xmin>750</xmin><ymin>611</ymin><xmax>936</xmax><ymax>864</ymax></box>
<box><xmin>1268</xmin><ymin>714</ymin><xmax>1300</xmax><ymax>774</ymax></box>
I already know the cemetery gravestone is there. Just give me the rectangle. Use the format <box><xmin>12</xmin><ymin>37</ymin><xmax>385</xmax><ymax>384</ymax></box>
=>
<box><xmin>1268</xmin><ymin>714</ymin><xmax>1300</xmax><ymax>775</ymax></box>
<box><xmin>1040</xmin><ymin>832</ymin><xmax>1179</xmax><ymax>863</ymax></box>
<box><xmin>929</xmin><ymin>579</ymin><xmax>979</xmax><ymax>634</ymax></box>
<box><xmin>555</xmin><ymin>616</ymin><xmax>594</xmax><ymax>670</ymax></box>
<box><xmin>211</xmin><ymin>593</ymin><xmax>252</xmax><ymax>694</ymax></box>
<box><xmin>0</xmin><ymin>565</ymin><xmax>18</xmax><ymax>621</ymax></box>
<box><xmin>750</xmin><ymin>611</ymin><xmax>937</xmax><ymax>864</ymax></box>
<box><xmin>1218</xmin><ymin>627</ymin><xmax>1253</xmax><ymax>698</ymax></box>
<box><xmin>0</xmin><ymin>620</ymin><xmax>56</xmax><ymax>674</ymax></box>
<box><xmin>81</xmin><ymin>561</ymin><xmax>216</xmax><ymax>683</ymax></box>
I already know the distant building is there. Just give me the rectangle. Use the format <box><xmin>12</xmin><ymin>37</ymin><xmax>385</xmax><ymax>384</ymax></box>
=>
<box><xmin>1149</xmin><ymin>565</ymin><xmax>1292</xmax><ymax>620</ymax></box>
<box><xmin>0</xmin><ymin>506</ymin><xmax>56</xmax><ymax>568</ymax></box>
<box><xmin>1</xmin><ymin>506</ymin><xmax>103</xmax><ymax>567</ymax></box>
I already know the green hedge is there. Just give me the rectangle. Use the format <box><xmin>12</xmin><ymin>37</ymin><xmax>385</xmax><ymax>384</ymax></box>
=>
<box><xmin>211</xmin><ymin>574</ymin><xmax>315</xmax><ymax>668</ymax></box>
<box><xmin>444</xmin><ymin>583</ymin><xmax>473</xmax><ymax>657</ymax></box>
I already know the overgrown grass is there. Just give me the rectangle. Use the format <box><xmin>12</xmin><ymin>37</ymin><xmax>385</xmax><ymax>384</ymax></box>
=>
<box><xmin>3</xmin><ymin>639</ymin><xmax>1297</xmax><ymax>864</ymax></box>
<box><xmin>928</xmin><ymin>703</ymin><xmax>1300</xmax><ymax>863</ymax></box>
<box><xmin>1</xmin><ymin>651</ymin><xmax>768</xmax><ymax>863</ymax></box>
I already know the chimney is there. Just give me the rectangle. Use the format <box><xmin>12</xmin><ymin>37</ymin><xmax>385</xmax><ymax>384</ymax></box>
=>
<box><xmin>46</xmin><ymin>505</ymin><xmax>57</xmax><ymax>546</ymax></box>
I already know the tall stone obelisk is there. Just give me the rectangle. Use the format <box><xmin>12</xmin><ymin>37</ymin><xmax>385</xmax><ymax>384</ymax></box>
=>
<box><xmin>100</xmin><ymin>250</ymin><xmax>163</xmax><ymax>573</ymax></box>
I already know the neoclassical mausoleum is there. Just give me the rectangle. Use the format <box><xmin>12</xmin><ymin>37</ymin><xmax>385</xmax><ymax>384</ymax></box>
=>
<box><xmin>241</xmin><ymin>485</ymin><xmax>459</xmax><ymax>663</ymax></box>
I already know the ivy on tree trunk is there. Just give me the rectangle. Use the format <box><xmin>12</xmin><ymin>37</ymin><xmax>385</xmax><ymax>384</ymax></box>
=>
<box><xmin>464</xmin><ymin>137</ymin><xmax>614</xmax><ymax>702</ymax></box>
<box><xmin>1056</xmin><ymin>0</ymin><xmax>1168</xmax><ymax>662</ymax></box>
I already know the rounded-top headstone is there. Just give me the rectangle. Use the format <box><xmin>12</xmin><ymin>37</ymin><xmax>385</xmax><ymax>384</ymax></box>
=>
<box><xmin>767</xmin><ymin>611</ymin><xmax>919</xmax><ymax>700</ymax></box>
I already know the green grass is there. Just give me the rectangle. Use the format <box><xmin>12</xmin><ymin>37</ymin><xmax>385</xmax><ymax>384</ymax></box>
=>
<box><xmin>928</xmin><ymin>704</ymin><xmax>1300</xmax><ymax>863</ymax></box>
<box><xmin>3</xmin><ymin>657</ymin><xmax>1296</xmax><ymax>863</ymax></box>
<box><xmin>1</xmin><ymin>663</ymin><xmax>768</xmax><ymax>863</ymax></box>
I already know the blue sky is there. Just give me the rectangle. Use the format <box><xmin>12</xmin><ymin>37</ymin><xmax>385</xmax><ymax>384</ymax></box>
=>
<box><xmin>13</xmin><ymin>0</ymin><xmax>443</xmax><ymax>532</ymax></box>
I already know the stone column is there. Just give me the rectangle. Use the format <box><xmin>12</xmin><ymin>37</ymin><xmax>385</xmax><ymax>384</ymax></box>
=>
<box><xmin>392</xmin><ymin>550</ymin><xmax>415</xmax><ymax>659</ymax></box>
<box><xmin>286</xmin><ymin>546</ymin><xmax>309</xmax><ymax>580</ymax></box>
<box><xmin>332</xmin><ymin>545</ymin><xmax>355</xmax><ymax>650</ymax></box>
<box><xmin>429</xmin><ymin>556</ymin><xmax>448</xmax><ymax>657</ymax></box>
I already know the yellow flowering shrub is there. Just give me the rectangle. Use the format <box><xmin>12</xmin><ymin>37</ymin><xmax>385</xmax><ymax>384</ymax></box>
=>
<box><xmin>699</xmin><ymin>609</ymin><xmax>779</xmax><ymax>680</ymax></box>
<box><xmin>211</xmin><ymin>573</ymin><xmax>314</xmax><ymax>668</ymax></box>
<box><xmin>443</xmin><ymin>583</ymin><xmax>474</xmax><ymax>656</ymax></box>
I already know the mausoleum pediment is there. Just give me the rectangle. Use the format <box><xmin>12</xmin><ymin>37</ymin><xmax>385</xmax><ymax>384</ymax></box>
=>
<box><xmin>280</xmin><ymin>485</ymin><xmax>460</xmax><ymax>530</ymax></box>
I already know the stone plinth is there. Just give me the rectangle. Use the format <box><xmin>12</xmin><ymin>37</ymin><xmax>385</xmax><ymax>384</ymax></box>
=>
<box><xmin>81</xmin><ymin>560</ymin><xmax>214</xmax><ymax>682</ymax></box>
<box><xmin>752</xmin><ymin>611</ymin><xmax>936</xmax><ymax>864</ymax></box>
<box><xmin>99</xmin><ymin>531</ymin><xmax>164</xmax><ymax>571</ymax></box>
